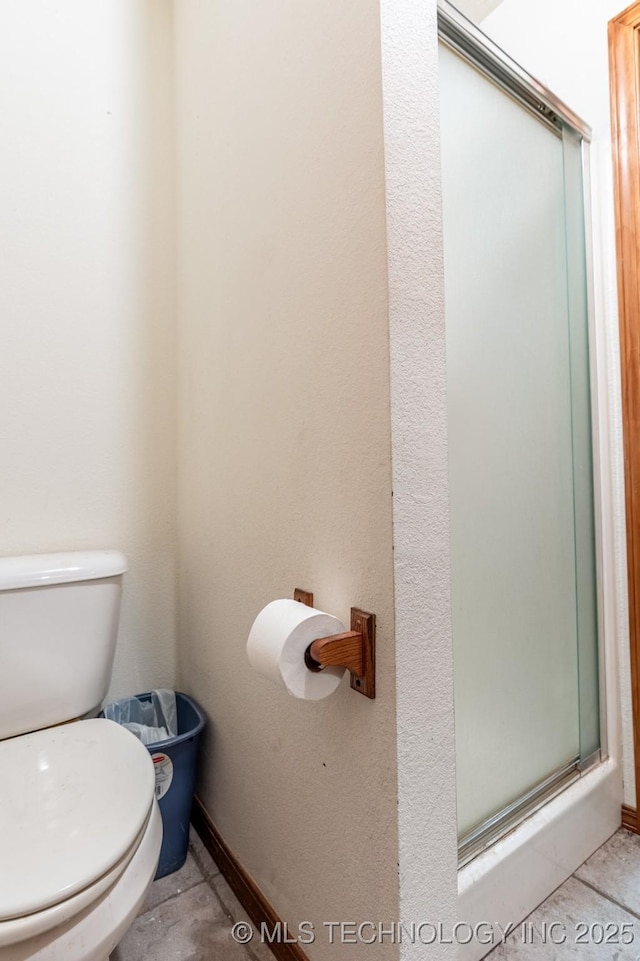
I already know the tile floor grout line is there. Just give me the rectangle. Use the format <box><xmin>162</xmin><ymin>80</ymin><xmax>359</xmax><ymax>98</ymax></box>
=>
<box><xmin>142</xmin><ymin>878</ymin><xmax>209</xmax><ymax>918</ymax></box>
<box><xmin>198</xmin><ymin>865</ymin><xmax>236</xmax><ymax>921</ymax></box>
<box><xmin>571</xmin><ymin>873</ymin><xmax>640</xmax><ymax>922</ymax></box>
<box><xmin>206</xmin><ymin>883</ymin><xmax>236</xmax><ymax>923</ymax></box>
<box><xmin>188</xmin><ymin>843</ymin><xmax>221</xmax><ymax>883</ymax></box>
<box><xmin>200</xmin><ymin>861</ymin><xmax>277</xmax><ymax>960</ymax></box>
<box><xmin>245</xmin><ymin>939</ymin><xmax>274</xmax><ymax>961</ymax></box>
<box><xmin>200</xmin><ymin>871</ymin><xmax>270</xmax><ymax>960</ymax></box>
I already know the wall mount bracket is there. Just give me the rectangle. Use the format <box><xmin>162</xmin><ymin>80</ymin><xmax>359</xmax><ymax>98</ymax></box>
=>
<box><xmin>294</xmin><ymin>588</ymin><xmax>376</xmax><ymax>699</ymax></box>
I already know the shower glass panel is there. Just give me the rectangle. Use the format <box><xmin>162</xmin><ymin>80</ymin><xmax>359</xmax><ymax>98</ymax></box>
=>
<box><xmin>438</xmin><ymin>26</ymin><xmax>600</xmax><ymax>858</ymax></box>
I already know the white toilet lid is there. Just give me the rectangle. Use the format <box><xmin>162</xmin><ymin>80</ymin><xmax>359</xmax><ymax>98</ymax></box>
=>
<box><xmin>0</xmin><ymin>718</ymin><xmax>155</xmax><ymax>921</ymax></box>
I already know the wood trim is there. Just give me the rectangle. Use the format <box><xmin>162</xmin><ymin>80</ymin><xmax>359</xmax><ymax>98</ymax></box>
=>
<box><xmin>610</xmin><ymin>0</ymin><xmax>640</xmax><ymax>831</ymax></box>
<box><xmin>622</xmin><ymin>803</ymin><xmax>639</xmax><ymax>832</ymax></box>
<box><xmin>612</xmin><ymin>0</ymin><xmax>640</xmax><ymax>27</ymax></box>
<box><xmin>191</xmin><ymin>797</ymin><xmax>311</xmax><ymax>961</ymax></box>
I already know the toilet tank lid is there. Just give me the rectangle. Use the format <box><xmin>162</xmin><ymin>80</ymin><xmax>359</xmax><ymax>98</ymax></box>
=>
<box><xmin>0</xmin><ymin>550</ymin><xmax>128</xmax><ymax>591</ymax></box>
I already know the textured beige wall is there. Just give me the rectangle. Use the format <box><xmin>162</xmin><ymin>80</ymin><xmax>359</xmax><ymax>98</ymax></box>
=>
<box><xmin>174</xmin><ymin>1</ymin><xmax>399</xmax><ymax>957</ymax></box>
<box><xmin>0</xmin><ymin>0</ymin><xmax>177</xmax><ymax>698</ymax></box>
<box><xmin>380</xmin><ymin>2</ymin><xmax>459</xmax><ymax>955</ymax></box>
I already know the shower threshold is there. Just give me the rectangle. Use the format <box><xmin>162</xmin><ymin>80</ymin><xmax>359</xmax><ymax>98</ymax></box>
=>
<box><xmin>457</xmin><ymin>755</ymin><xmax>599</xmax><ymax>866</ymax></box>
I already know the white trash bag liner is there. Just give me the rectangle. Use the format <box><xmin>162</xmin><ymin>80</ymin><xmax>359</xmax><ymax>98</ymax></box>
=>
<box><xmin>103</xmin><ymin>689</ymin><xmax>178</xmax><ymax>746</ymax></box>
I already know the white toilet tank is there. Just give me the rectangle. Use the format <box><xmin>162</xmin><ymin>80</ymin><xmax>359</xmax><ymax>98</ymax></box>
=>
<box><xmin>0</xmin><ymin>550</ymin><xmax>128</xmax><ymax>740</ymax></box>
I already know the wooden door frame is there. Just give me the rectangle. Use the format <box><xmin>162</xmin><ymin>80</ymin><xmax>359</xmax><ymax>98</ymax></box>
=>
<box><xmin>610</xmin><ymin>0</ymin><xmax>640</xmax><ymax>832</ymax></box>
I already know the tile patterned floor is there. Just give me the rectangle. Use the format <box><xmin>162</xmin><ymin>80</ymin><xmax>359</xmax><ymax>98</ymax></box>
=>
<box><xmin>110</xmin><ymin>829</ymin><xmax>272</xmax><ymax>961</ymax></box>
<box><xmin>111</xmin><ymin>828</ymin><xmax>640</xmax><ymax>960</ymax></box>
<box><xmin>488</xmin><ymin>828</ymin><xmax>640</xmax><ymax>959</ymax></box>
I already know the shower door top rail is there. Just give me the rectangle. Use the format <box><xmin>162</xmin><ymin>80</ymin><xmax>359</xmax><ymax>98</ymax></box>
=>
<box><xmin>437</xmin><ymin>0</ymin><xmax>591</xmax><ymax>141</ymax></box>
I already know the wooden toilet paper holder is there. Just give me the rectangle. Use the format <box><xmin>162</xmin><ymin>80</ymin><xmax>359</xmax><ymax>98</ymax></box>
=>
<box><xmin>294</xmin><ymin>588</ymin><xmax>376</xmax><ymax>699</ymax></box>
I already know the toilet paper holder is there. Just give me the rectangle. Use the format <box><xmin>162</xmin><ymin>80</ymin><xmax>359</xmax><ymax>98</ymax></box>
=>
<box><xmin>294</xmin><ymin>588</ymin><xmax>376</xmax><ymax>699</ymax></box>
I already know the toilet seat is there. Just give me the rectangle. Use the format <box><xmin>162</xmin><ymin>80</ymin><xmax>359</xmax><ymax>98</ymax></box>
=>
<box><xmin>0</xmin><ymin>813</ymin><xmax>150</xmax><ymax>948</ymax></box>
<box><xmin>0</xmin><ymin>718</ymin><xmax>155</xmax><ymax>932</ymax></box>
<box><xmin>0</xmin><ymin>801</ymin><xmax>162</xmax><ymax>961</ymax></box>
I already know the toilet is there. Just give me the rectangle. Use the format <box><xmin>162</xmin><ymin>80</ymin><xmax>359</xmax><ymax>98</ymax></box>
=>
<box><xmin>0</xmin><ymin>551</ymin><xmax>162</xmax><ymax>961</ymax></box>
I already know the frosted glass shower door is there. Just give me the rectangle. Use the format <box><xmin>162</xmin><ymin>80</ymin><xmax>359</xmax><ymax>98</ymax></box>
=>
<box><xmin>439</xmin><ymin>39</ymin><xmax>599</xmax><ymax>851</ymax></box>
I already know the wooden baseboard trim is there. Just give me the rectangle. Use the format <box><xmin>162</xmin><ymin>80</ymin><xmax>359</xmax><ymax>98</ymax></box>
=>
<box><xmin>191</xmin><ymin>796</ymin><xmax>310</xmax><ymax>961</ymax></box>
<box><xmin>622</xmin><ymin>804</ymin><xmax>639</xmax><ymax>833</ymax></box>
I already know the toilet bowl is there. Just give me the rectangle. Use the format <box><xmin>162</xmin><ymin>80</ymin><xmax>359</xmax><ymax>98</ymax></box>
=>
<box><xmin>0</xmin><ymin>552</ymin><xmax>163</xmax><ymax>960</ymax></box>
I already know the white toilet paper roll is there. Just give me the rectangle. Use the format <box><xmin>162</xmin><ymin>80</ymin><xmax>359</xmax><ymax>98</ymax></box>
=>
<box><xmin>247</xmin><ymin>599</ymin><xmax>346</xmax><ymax>700</ymax></box>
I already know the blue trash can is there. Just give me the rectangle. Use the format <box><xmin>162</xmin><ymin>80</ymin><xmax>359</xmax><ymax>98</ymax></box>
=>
<box><xmin>102</xmin><ymin>691</ymin><xmax>206</xmax><ymax>879</ymax></box>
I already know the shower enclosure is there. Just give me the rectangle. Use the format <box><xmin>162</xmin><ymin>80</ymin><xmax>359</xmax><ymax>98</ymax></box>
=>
<box><xmin>438</xmin><ymin>2</ymin><xmax>602</xmax><ymax>865</ymax></box>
